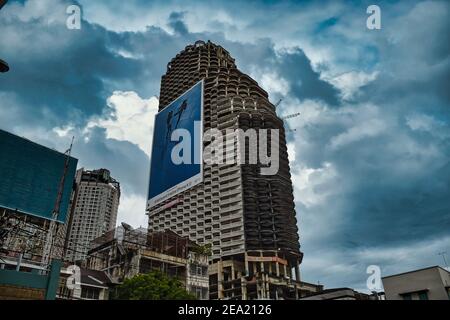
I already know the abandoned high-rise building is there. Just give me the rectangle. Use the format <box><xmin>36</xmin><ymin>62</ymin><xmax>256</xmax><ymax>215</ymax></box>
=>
<box><xmin>65</xmin><ymin>168</ymin><xmax>120</xmax><ymax>262</ymax></box>
<box><xmin>148</xmin><ymin>40</ymin><xmax>308</xmax><ymax>299</ymax></box>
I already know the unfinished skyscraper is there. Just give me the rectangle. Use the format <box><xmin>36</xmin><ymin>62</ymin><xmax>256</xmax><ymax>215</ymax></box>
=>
<box><xmin>148</xmin><ymin>40</ymin><xmax>305</xmax><ymax>299</ymax></box>
<box><xmin>65</xmin><ymin>168</ymin><xmax>120</xmax><ymax>262</ymax></box>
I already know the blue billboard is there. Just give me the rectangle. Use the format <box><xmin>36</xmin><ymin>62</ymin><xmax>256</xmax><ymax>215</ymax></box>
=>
<box><xmin>0</xmin><ymin>129</ymin><xmax>78</xmax><ymax>223</ymax></box>
<box><xmin>147</xmin><ymin>80</ymin><xmax>203</xmax><ymax>208</ymax></box>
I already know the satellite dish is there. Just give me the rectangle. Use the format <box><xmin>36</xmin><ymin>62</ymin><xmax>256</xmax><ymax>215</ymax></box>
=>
<box><xmin>121</xmin><ymin>222</ymin><xmax>133</xmax><ymax>231</ymax></box>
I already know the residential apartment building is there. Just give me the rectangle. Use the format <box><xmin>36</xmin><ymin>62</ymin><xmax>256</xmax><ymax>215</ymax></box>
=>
<box><xmin>65</xmin><ymin>168</ymin><xmax>120</xmax><ymax>262</ymax></box>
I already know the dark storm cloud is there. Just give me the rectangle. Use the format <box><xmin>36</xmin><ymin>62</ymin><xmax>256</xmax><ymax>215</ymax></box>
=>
<box><xmin>335</xmin><ymin>0</ymin><xmax>450</xmax><ymax>248</ymax></box>
<box><xmin>0</xmin><ymin>7</ymin><xmax>142</xmax><ymax>127</ymax></box>
<box><xmin>193</xmin><ymin>37</ymin><xmax>340</xmax><ymax>105</ymax></box>
<box><xmin>72</xmin><ymin>127</ymin><xmax>150</xmax><ymax>196</ymax></box>
<box><xmin>168</xmin><ymin>11</ymin><xmax>189</xmax><ymax>35</ymax></box>
<box><xmin>1</xmin><ymin>0</ymin><xmax>449</xmax><ymax>291</ymax></box>
<box><xmin>276</xmin><ymin>48</ymin><xmax>340</xmax><ymax>105</ymax></box>
<box><xmin>291</xmin><ymin>0</ymin><xmax>450</xmax><ymax>288</ymax></box>
<box><xmin>0</xmin><ymin>0</ymin><xmax>338</xmax><ymax>128</ymax></box>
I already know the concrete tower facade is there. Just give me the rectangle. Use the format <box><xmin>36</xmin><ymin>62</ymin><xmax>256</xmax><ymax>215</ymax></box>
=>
<box><xmin>148</xmin><ymin>40</ymin><xmax>304</xmax><ymax>299</ymax></box>
<box><xmin>65</xmin><ymin>168</ymin><xmax>120</xmax><ymax>262</ymax></box>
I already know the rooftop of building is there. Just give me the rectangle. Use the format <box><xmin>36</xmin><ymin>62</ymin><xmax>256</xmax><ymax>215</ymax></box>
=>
<box><xmin>80</xmin><ymin>268</ymin><xmax>115</xmax><ymax>287</ymax></box>
<box><xmin>382</xmin><ymin>265</ymin><xmax>450</xmax><ymax>279</ymax></box>
<box><xmin>300</xmin><ymin>287</ymin><xmax>381</xmax><ymax>300</ymax></box>
<box><xmin>77</xmin><ymin>167</ymin><xmax>120</xmax><ymax>193</ymax></box>
<box><xmin>0</xmin><ymin>128</ymin><xmax>77</xmax><ymax>160</ymax></box>
<box><xmin>88</xmin><ymin>223</ymin><xmax>206</xmax><ymax>260</ymax></box>
<box><xmin>382</xmin><ymin>266</ymin><xmax>450</xmax><ymax>279</ymax></box>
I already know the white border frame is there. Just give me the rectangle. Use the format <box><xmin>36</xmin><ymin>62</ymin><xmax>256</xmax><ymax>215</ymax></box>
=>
<box><xmin>146</xmin><ymin>80</ymin><xmax>204</xmax><ymax>210</ymax></box>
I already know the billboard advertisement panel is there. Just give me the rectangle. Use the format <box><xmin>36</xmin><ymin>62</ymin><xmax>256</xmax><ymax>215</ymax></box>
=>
<box><xmin>147</xmin><ymin>80</ymin><xmax>203</xmax><ymax>209</ymax></box>
<box><xmin>0</xmin><ymin>130</ymin><xmax>78</xmax><ymax>223</ymax></box>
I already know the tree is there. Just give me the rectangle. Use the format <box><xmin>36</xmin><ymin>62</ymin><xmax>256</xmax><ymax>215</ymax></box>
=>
<box><xmin>111</xmin><ymin>270</ymin><xmax>196</xmax><ymax>300</ymax></box>
<box><xmin>191</xmin><ymin>243</ymin><xmax>212</xmax><ymax>256</ymax></box>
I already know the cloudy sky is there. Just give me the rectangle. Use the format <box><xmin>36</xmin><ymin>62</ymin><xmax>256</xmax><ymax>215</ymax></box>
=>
<box><xmin>1</xmin><ymin>0</ymin><xmax>449</xmax><ymax>291</ymax></box>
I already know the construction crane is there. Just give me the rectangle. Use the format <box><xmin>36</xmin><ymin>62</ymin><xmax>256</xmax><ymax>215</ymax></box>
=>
<box><xmin>40</xmin><ymin>137</ymin><xmax>74</xmax><ymax>273</ymax></box>
<box><xmin>274</xmin><ymin>98</ymin><xmax>283</xmax><ymax>109</ymax></box>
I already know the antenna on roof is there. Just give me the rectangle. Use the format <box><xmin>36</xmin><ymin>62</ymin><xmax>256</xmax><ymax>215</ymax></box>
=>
<box><xmin>274</xmin><ymin>98</ymin><xmax>283</xmax><ymax>109</ymax></box>
<box><xmin>438</xmin><ymin>251</ymin><xmax>448</xmax><ymax>269</ymax></box>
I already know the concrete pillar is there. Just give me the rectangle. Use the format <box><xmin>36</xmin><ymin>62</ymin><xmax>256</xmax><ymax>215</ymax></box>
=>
<box><xmin>295</xmin><ymin>259</ymin><xmax>300</xmax><ymax>282</ymax></box>
<box><xmin>244</xmin><ymin>253</ymin><xmax>249</xmax><ymax>276</ymax></box>
<box><xmin>258</xmin><ymin>276</ymin><xmax>264</xmax><ymax>299</ymax></box>
<box><xmin>231</xmin><ymin>258</ymin><xmax>235</xmax><ymax>280</ymax></box>
<box><xmin>45</xmin><ymin>259</ymin><xmax>62</xmax><ymax>300</ymax></box>
<box><xmin>275</xmin><ymin>252</ymin><xmax>280</xmax><ymax>277</ymax></box>
<box><xmin>217</xmin><ymin>259</ymin><xmax>224</xmax><ymax>299</ymax></box>
<box><xmin>265</xmin><ymin>274</ymin><xmax>270</xmax><ymax>299</ymax></box>
<box><xmin>260</xmin><ymin>251</ymin><xmax>264</xmax><ymax>273</ymax></box>
<box><xmin>242</xmin><ymin>277</ymin><xmax>247</xmax><ymax>300</ymax></box>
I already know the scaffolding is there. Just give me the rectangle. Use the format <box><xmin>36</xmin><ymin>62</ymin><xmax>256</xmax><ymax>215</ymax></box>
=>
<box><xmin>86</xmin><ymin>226</ymin><xmax>209</xmax><ymax>299</ymax></box>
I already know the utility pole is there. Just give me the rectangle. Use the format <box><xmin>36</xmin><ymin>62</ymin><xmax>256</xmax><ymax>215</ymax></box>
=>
<box><xmin>438</xmin><ymin>251</ymin><xmax>448</xmax><ymax>269</ymax></box>
<box><xmin>40</xmin><ymin>137</ymin><xmax>74</xmax><ymax>273</ymax></box>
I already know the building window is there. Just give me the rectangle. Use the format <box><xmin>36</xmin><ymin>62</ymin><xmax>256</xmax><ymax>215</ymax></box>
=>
<box><xmin>81</xmin><ymin>287</ymin><xmax>100</xmax><ymax>300</ymax></box>
<box><xmin>189</xmin><ymin>286</ymin><xmax>208</xmax><ymax>300</ymax></box>
<box><xmin>402</xmin><ymin>293</ymin><xmax>412</xmax><ymax>300</ymax></box>
<box><xmin>418</xmin><ymin>291</ymin><xmax>428</xmax><ymax>300</ymax></box>
<box><xmin>190</xmin><ymin>264</ymin><xmax>208</xmax><ymax>277</ymax></box>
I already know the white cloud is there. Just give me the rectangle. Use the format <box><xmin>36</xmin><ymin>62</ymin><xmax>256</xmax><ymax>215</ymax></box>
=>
<box><xmin>116</xmin><ymin>193</ymin><xmax>148</xmax><ymax>228</ymax></box>
<box><xmin>406</xmin><ymin>113</ymin><xmax>436</xmax><ymax>132</ymax></box>
<box><xmin>50</xmin><ymin>92</ymin><xmax>157</xmax><ymax>230</ymax></box>
<box><xmin>330</xmin><ymin>118</ymin><xmax>386</xmax><ymax>150</ymax></box>
<box><xmin>86</xmin><ymin>91</ymin><xmax>159</xmax><ymax>156</ymax></box>
<box><xmin>53</xmin><ymin>125</ymin><xmax>74</xmax><ymax>137</ymax></box>
<box><xmin>329</xmin><ymin>71</ymin><xmax>378</xmax><ymax>101</ymax></box>
<box><xmin>258</xmin><ymin>71</ymin><xmax>290</xmax><ymax>96</ymax></box>
<box><xmin>406</xmin><ymin>113</ymin><xmax>450</xmax><ymax>140</ymax></box>
<box><xmin>292</xmin><ymin>162</ymin><xmax>338</xmax><ymax>209</ymax></box>
<box><xmin>4</xmin><ymin>0</ymin><xmax>66</xmax><ymax>24</ymax></box>
<box><xmin>287</xmin><ymin>142</ymin><xmax>296</xmax><ymax>164</ymax></box>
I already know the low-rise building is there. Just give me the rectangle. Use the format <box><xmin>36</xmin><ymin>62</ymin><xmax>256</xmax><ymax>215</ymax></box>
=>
<box><xmin>57</xmin><ymin>266</ymin><xmax>114</xmax><ymax>300</ymax></box>
<box><xmin>87</xmin><ymin>224</ymin><xmax>210</xmax><ymax>299</ymax></box>
<box><xmin>382</xmin><ymin>266</ymin><xmax>450</xmax><ymax>300</ymax></box>
<box><xmin>299</xmin><ymin>287</ymin><xmax>383</xmax><ymax>300</ymax></box>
